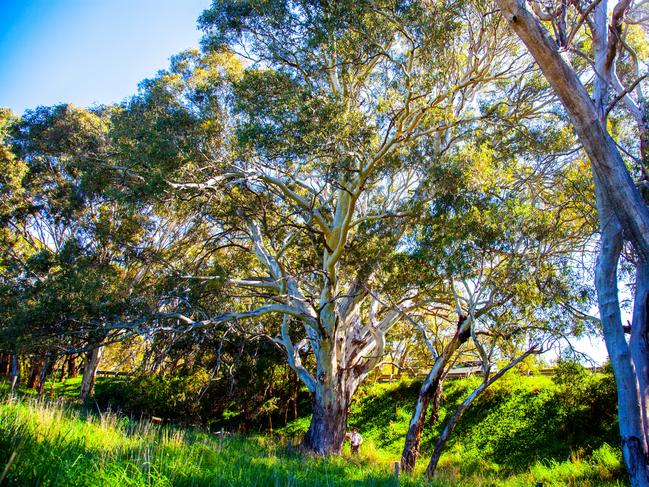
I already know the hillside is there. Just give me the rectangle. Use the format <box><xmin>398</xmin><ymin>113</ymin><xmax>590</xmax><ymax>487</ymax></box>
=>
<box><xmin>0</xmin><ymin>366</ymin><xmax>628</xmax><ymax>486</ymax></box>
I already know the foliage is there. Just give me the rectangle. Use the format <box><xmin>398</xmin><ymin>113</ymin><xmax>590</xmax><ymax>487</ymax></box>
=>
<box><xmin>92</xmin><ymin>335</ymin><xmax>310</xmax><ymax>432</ymax></box>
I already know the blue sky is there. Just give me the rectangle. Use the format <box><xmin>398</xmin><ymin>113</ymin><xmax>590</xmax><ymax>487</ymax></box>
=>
<box><xmin>0</xmin><ymin>0</ymin><xmax>210</xmax><ymax>115</ymax></box>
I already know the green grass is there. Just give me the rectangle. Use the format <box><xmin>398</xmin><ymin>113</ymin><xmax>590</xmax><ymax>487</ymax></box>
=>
<box><xmin>0</xmin><ymin>391</ymin><xmax>629</xmax><ymax>486</ymax></box>
<box><xmin>0</xmin><ymin>394</ymin><xmax>419</xmax><ymax>486</ymax></box>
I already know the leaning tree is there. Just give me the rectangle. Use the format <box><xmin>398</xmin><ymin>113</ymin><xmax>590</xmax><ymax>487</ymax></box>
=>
<box><xmin>492</xmin><ymin>1</ymin><xmax>649</xmax><ymax>484</ymax></box>
<box><xmin>394</xmin><ymin>94</ymin><xmax>596</xmax><ymax>472</ymax></box>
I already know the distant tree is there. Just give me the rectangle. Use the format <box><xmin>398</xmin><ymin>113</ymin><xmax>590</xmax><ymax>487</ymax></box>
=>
<box><xmin>0</xmin><ymin>104</ymin><xmax>182</xmax><ymax>397</ymax></box>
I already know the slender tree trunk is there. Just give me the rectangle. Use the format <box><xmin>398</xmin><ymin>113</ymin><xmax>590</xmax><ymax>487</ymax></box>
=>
<box><xmin>37</xmin><ymin>353</ymin><xmax>53</xmax><ymax>396</ymax></box>
<box><xmin>424</xmin><ymin>349</ymin><xmax>536</xmax><ymax>478</ymax></box>
<box><xmin>493</xmin><ymin>4</ymin><xmax>649</xmax><ymax>485</ymax></box>
<box><xmin>401</xmin><ymin>376</ymin><xmax>435</xmax><ymax>472</ymax></box>
<box><xmin>80</xmin><ymin>347</ymin><xmax>103</xmax><ymax>400</ymax></box>
<box><xmin>0</xmin><ymin>354</ymin><xmax>9</xmax><ymax>377</ymax></box>
<box><xmin>401</xmin><ymin>318</ymin><xmax>470</xmax><ymax>473</ymax></box>
<box><xmin>58</xmin><ymin>359</ymin><xmax>66</xmax><ymax>382</ymax></box>
<box><xmin>426</xmin><ymin>380</ymin><xmax>486</xmax><ymax>477</ymax></box>
<box><xmin>10</xmin><ymin>354</ymin><xmax>20</xmax><ymax>392</ymax></box>
<box><xmin>428</xmin><ymin>381</ymin><xmax>443</xmax><ymax>426</ymax></box>
<box><xmin>632</xmin><ymin>261</ymin><xmax>649</xmax><ymax>442</ymax></box>
<box><xmin>397</xmin><ymin>343</ymin><xmax>411</xmax><ymax>380</ymax></box>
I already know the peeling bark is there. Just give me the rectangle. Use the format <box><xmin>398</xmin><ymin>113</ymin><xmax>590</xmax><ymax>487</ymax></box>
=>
<box><xmin>401</xmin><ymin>317</ymin><xmax>470</xmax><ymax>473</ymax></box>
<box><xmin>302</xmin><ymin>384</ymin><xmax>351</xmax><ymax>455</ymax></box>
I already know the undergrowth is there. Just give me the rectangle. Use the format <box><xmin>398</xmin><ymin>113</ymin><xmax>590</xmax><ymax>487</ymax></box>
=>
<box><xmin>0</xmin><ymin>392</ymin><xmax>628</xmax><ymax>486</ymax></box>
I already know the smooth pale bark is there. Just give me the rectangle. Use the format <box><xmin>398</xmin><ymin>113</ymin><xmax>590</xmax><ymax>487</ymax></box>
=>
<box><xmin>494</xmin><ymin>3</ymin><xmax>649</xmax><ymax>485</ymax></box>
<box><xmin>632</xmin><ymin>260</ymin><xmax>649</xmax><ymax>442</ymax></box>
<box><xmin>595</xmin><ymin>193</ymin><xmax>649</xmax><ymax>486</ymax></box>
<box><xmin>9</xmin><ymin>355</ymin><xmax>20</xmax><ymax>393</ymax></box>
<box><xmin>400</xmin><ymin>317</ymin><xmax>471</xmax><ymax>473</ymax></box>
<box><xmin>592</xmin><ymin>1</ymin><xmax>649</xmax><ymax>479</ymax></box>
<box><xmin>424</xmin><ymin>349</ymin><xmax>536</xmax><ymax>478</ymax></box>
<box><xmin>494</xmin><ymin>0</ymin><xmax>649</xmax><ymax>261</ymax></box>
<box><xmin>80</xmin><ymin>347</ymin><xmax>103</xmax><ymax>401</ymax></box>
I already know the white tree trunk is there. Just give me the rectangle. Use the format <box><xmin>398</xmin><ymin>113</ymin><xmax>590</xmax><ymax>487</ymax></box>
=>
<box><xmin>80</xmin><ymin>347</ymin><xmax>103</xmax><ymax>400</ymax></box>
<box><xmin>494</xmin><ymin>3</ymin><xmax>649</xmax><ymax>485</ymax></box>
<box><xmin>596</xmin><ymin>197</ymin><xmax>649</xmax><ymax>486</ymax></box>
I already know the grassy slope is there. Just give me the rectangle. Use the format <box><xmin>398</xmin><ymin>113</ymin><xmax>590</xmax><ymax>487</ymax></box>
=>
<box><xmin>0</xmin><ymin>372</ymin><xmax>629</xmax><ymax>486</ymax></box>
<box><xmin>280</xmin><ymin>373</ymin><xmax>626</xmax><ymax>485</ymax></box>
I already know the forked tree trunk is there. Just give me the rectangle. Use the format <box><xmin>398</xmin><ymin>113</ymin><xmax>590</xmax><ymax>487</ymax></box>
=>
<box><xmin>424</xmin><ymin>349</ymin><xmax>536</xmax><ymax>478</ymax></box>
<box><xmin>80</xmin><ymin>346</ymin><xmax>103</xmax><ymax>400</ymax></box>
<box><xmin>401</xmin><ymin>318</ymin><xmax>470</xmax><ymax>473</ymax></box>
<box><xmin>596</xmin><ymin>204</ymin><xmax>649</xmax><ymax>487</ymax></box>
<box><xmin>493</xmin><ymin>3</ymin><xmax>649</xmax><ymax>485</ymax></box>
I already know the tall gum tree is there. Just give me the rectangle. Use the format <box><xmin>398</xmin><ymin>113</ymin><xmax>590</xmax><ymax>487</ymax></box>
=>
<box><xmin>137</xmin><ymin>0</ymin><xmax>529</xmax><ymax>454</ymax></box>
<box><xmin>492</xmin><ymin>1</ymin><xmax>649</xmax><ymax>484</ymax></box>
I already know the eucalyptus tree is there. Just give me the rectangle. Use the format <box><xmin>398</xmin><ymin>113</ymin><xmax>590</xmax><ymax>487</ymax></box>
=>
<box><xmin>0</xmin><ymin>103</ymin><xmax>183</xmax><ymax>397</ymax></box>
<box><xmin>396</xmin><ymin>114</ymin><xmax>595</xmax><ymax>472</ymax></box>
<box><xmin>492</xmin><ymin>2</ymin><xmax>649</xmax><ymax>483</ymax></box>
<box><xmin>124</xmin><ymin>0</ymin><xmax>530</xmax><ymax>454</ymax></box>
<box><xmin>416</xmin><ymin>195</ymin><xmax>590</xmax><ymax>477</ymax></box>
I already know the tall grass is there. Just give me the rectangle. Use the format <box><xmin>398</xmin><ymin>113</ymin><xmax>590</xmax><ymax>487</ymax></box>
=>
<box><xmin>0</xmin><ymin>392</ymin><xmax>629</xmax><ymax>486</ymax></box>
<box><xmin>0</xmin><ymin>394</ymin><xmax>418</xmax><ymax>486</ymax></box>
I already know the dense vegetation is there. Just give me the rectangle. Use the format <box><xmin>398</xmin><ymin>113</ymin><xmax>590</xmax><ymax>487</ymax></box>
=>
<box><xmin>3</xmin><ymin>0</ymin><xmax>649</xmax><ymax>484</ymax></box>
<box><xmin>0</xmin><ymin>365</ymin><xmax>628</xmax><ymax>485</ymax></box>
